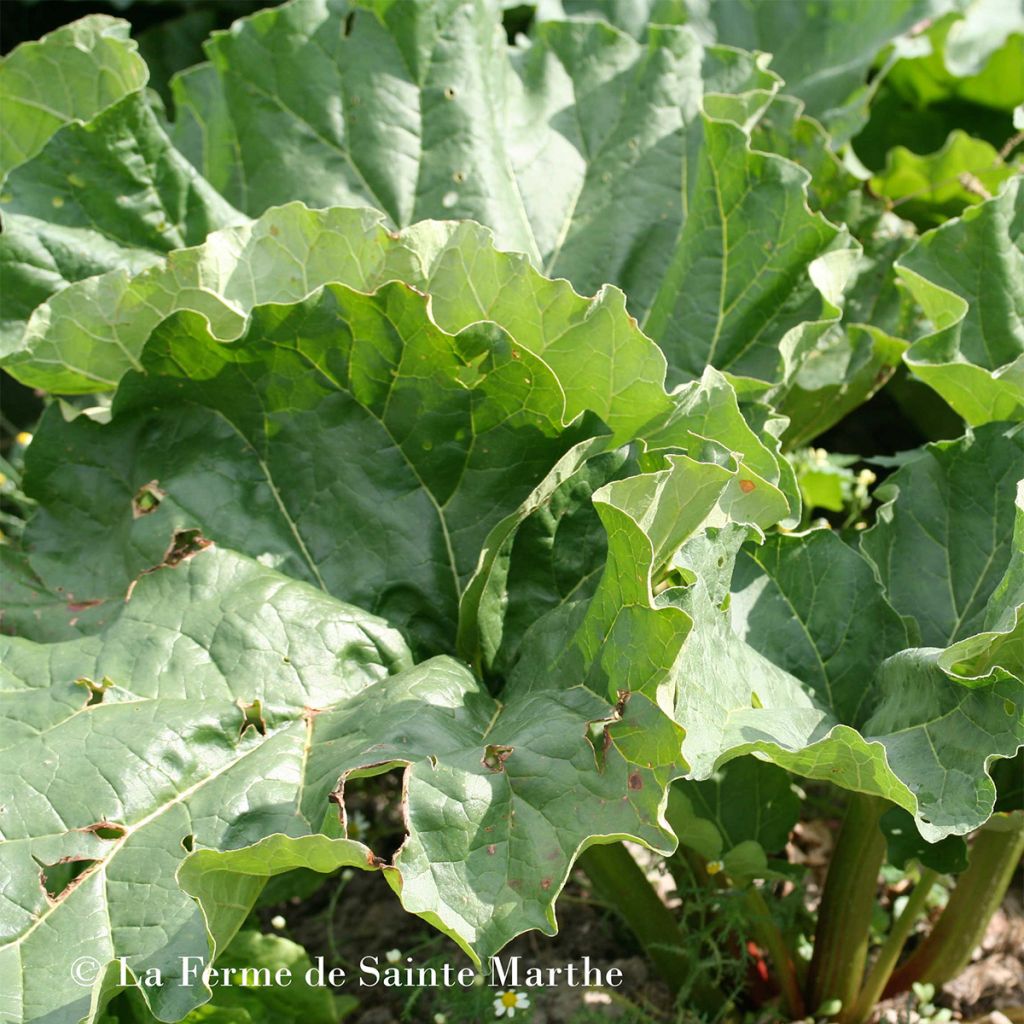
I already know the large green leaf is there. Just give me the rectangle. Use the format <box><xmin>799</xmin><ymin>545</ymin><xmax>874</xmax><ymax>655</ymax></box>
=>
<box><xmin>894</xmin><ymin>177</ymin><xmax>1024</xmax><ymax>424</ymax></box>
<box><xmin>4</xmin><ymin>0</ymin><xmax>855</xmax><ymax>402</ymax></box>
<box><xmin>14</xmin><ymin>207</ymin><xmax>797</xmax><ymax>657</ymax></box>
<box><xmin>0</xmin><ymin>546</ymin><xmax>407</xmax><ymax>1024</ymax></box>
<box><xmin>491</xmin><ymin>422</ymin><xmax>1023</xmax><ymax>840</ymax></box>
<box><xmin>679</xmin><ymin>526</ymin><xmax>1021</xmax><ymax>840</ymax></box>
<box><xmin>0</xmin><ymin>544</ymin><xmax>686</xmax><ymax>1024</ymax></box>
<box><xmin>0</xmin><ymin>103</ymin><xmax>242</xmax><ymax>353</ymax></box>
<box><xmin>4</xmin><ymin>204</ymin><xmax>670</xmax><ymax>445</ymax></box>
<box><xmin>19</xmin><ymin>284</ymin><xmax>593</xmax><ymax>656</ymax></box>
<box><xmin>861</xmin><ymin>423</ymin><xmax>1024</xmax><ymax>646</ymax></box>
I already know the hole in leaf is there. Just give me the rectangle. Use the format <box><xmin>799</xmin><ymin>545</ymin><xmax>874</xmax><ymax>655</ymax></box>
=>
<box><xmin>330</xmin><ymin>767</ymin><xmax>407</xmax><ymax>863</ymax></box>
<box><xmin>181</xmin><ymin>834</ymin><xmax>194</xmax><ymax>852</ymax></box>
<box><xmin>342</xmin><ymin>11</ymin><xmax>355</xmax><ymax>35</ymax></box>
<box><xmin>75</xmin><ymin>676</ymin><xmax>114</xmax><ymax>706</ymax></box>
<box><xmin>132</xmin><ymin>480</ymin><xmax>166</xmax><ymax>519</ymax></box>
<box><xmin>83</xmin><ymin>821</ymin><xmax>126</xmax><ymax>840</ymax></box>
<box><xmin>38</xmin><ymin>858</ymin><xmax>98</xmax><ymax>901</ymax></box>
<box><xmin>587</xmin><ymin>721</ymin><xmax>613</xmax><ymax>771</ymax></box>
<box><xmin>238</xmin><ymin>699</ymin><xmax>266</xmax><ymax>737</ymax></box>
<box><xmin>162</xmin><ymin>528</ymin><xmax>212</xmax><ymax>567</ymax></box>
<box><xmin>481</xmin><ymin>744</ymin><xmax>514</xmax><ymax>773</ymax></box>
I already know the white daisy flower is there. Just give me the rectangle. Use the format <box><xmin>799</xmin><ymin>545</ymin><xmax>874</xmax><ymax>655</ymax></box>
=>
<box><xmin>493</xmin><ymin>990</ymin><xmax>530</xmax><ymax>1018</ymax></box>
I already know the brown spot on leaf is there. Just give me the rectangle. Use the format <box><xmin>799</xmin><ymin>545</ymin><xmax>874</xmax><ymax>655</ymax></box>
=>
<box><xmin>67</xmin><ymin>598</ymin><xmax>103</xmax><ymax>613</ymax></box>
<box><xmin>739</xmin><ymin>479</ymin><xmax>756</xmax><ymax>494</ymax></box>
<box><xmin>540</xmin><ymin>878</ymin><xmax>552</xmax><ymax>890</ymax></box>
<box><xmin>487</xmin><ymin>844</ymin><xmax>496</xmax><ymax>855</ymax></box>
<box><xmin>628</xmin><ymin>771</ymin><xmax>643</xmax><ymax>791</ymax></box>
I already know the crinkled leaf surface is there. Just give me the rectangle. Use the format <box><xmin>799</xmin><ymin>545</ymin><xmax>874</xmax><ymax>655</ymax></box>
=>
<box><xmin>895</xmin><ymin>178</ymin><xmax>1024</xmax><ymax>424</ymax></box>
<box><xmin>5</xmin><ymin>204</ymin><xmax>671</xmax><ymax>446</ymax></box>
<box><xmin>20</xmin><ymin>279</ymin><xmax>595</xmax><ymax>657</ymax></box>
<box><xmin>654</xmin><ymin>426</ymin><xmax>1024</xmax><ymax>840</ymax></box>
<box><xmin>0</xmin><ymin>546</ymin><xmax>408</xmax><ymax>1024</ymax></box>
<box><xmin>679</xmin><ymin>524</ymin><xmax>1021</xmax><ymax>840</ymax></box>
<box><xmin>15</xmin><ymin>211</ymin><xmax>798</xmax><ymax>658</ymax></box>
<box><xmin>0</xmin><ymin>544</ymin><xmax>687</xmax><ymax>1024</ymax></box>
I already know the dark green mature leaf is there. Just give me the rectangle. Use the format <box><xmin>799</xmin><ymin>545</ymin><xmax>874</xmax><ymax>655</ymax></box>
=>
<box><xmin>537</xmin><ymin>0</ymin><xmax>951</xmax><ymax>142</ymax></box>
<box><xmin>881</xmin><ymin>806</ymin><xmax>969</xmax><ymax>873</ymax></box>
<box><xmin>4</xmin><ymin>205</ymin><xmax>672</xmax><ymax>446</ymax></box>
<box><xmin>21</xmin><ymin>282</ymin><xmax>592</xmax><ymax>656</ymax></box>
<box><xmin>674</xmin><ymin>757</ymin><xmax>800</xmax><ymax>857</ymax></box>
<box><xmin>5</xmin><ymin>1</ymin><xmax>856</xmax><ymax>402</ymax></box>
<box><xmin>861</xmin><ymin>423</ymin><xmax>1024</xmax><ymax>647</ymax></box>
<box><xmin>687</xmin><ymin>526</ymin><xmax>1022</xmax><ymax>840</ymax></box>
<box><xmin>895</xmin><ymin>178</ymin><xmax>1024</xmax><ymax>424</ymax></box>
<box><xmin>16</xmin><ymin>206</ymin><xmax>798</xmax><ymax>658</ymax></box>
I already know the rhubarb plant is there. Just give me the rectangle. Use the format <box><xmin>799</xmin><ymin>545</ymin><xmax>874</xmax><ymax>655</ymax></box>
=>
<box><xmin>0</xmin><ymin>2</ymin><xmax>1021</xmax><ymax>1023</ymax></box>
